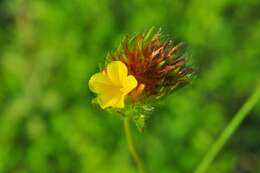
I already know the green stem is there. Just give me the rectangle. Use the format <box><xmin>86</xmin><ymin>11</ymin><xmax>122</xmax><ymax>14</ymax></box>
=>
<box><xmin>194</xmin><ymin>84</ymin><xmax>260</xmax><ymax>173</ymax></box>
<box><xmin>124</xmin><ymin>117</ymin><xmax>146</xmax><ymax>173</ymax></box>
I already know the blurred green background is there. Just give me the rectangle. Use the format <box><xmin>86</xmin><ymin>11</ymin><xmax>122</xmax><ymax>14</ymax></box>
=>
<box><xmin>0</xmin><ymin>0</ymin><xmax>260</xmax><ymax>173</ymax></box>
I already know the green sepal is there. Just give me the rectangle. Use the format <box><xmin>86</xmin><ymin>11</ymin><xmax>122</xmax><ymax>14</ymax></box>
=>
<box><xmin>133</xmin><ymin>114</ymin><xmax>145</xmax><ymax>132</ymax></box>
<box><xmin>92</xmin><ymin>95</ymin><xmax>155</xmax><ymax>132</ymax></box>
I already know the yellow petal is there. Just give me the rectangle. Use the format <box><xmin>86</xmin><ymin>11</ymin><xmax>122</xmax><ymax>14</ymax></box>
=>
<box><xmin>107</xmin><ymin>61</ymin><xmax>128</xmax><ymax>85</ymax></box>
<box><xmin>121</xmin><ymin>75</ymin><xmax>138</xmax><ymax>94</ymax></box>
<box><xmin>89</xmin><ymin>61</ymin><xmax>137</xmax><ymax>109</ymax></box>
<box><xmin>97</xmin><ymin>94</ymin><xmax>125</xmax><ymax>109</ymax></box>
<box><xmin>89</xmin><ymin>72</ymin><xmax>115</xmax><ymax>94</ymax></box>
<box><xmin>97</xmin><ymin>94</ymin><xmax>114</xmax><ymax>109</ymax></box>
<box><xmin>113</xmin><ymin>95</ymin><xmax>125</xmax><ymax>108</ymax></box>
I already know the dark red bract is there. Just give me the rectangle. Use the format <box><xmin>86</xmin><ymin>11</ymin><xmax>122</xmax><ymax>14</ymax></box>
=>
<box><xmin>107</xmin><ymin>30</ymin><xmax>193</xmax><ymax>100</ymax></box>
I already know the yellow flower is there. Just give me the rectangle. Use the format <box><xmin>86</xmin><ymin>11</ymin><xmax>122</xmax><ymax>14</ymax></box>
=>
<box><xmin>89</xmin><ymin>61</ymin><xmax>138</xmax><ymax>109</ymax></box>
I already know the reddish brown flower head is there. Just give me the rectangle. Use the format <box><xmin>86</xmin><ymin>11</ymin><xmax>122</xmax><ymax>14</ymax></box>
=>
<box><xmin>106</xmin><ymin>29</ymin><xmax>193</xmax><ymax>101</ymax></box>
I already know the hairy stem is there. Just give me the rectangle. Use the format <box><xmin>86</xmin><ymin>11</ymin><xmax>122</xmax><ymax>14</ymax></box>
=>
<box><xmin>195</xmin><ymin>84</ymin><xmax>260</xmax><ymax>173</ymax></box>
<box><xmin>124</xmin><ymin>117</ymin><xmax>146</xmax><ymax>173</ymax></box>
